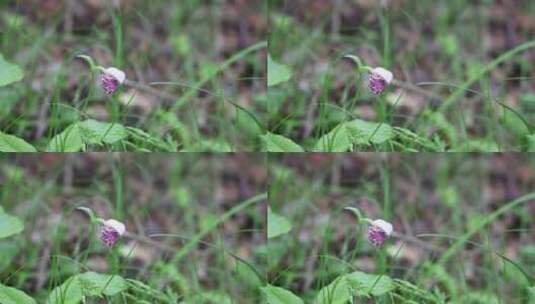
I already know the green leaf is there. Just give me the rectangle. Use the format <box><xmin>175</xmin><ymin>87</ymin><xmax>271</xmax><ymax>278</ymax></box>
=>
<box><xmin>0</xmin><ymin>209</ymin><xmax>24</xmax><ymax>239</ymax></box>
<box><xmin>126</xmin><ymin>126</ymin><xmax>177</xmax><ymax>152</ymax></box>
<box><xmin>268</xmin><ymin>55</ymin><xmax>292</xmax><ymax>87</ymax></box>
<box><xmin>78</xmin><ymin>272</ymin><xmax>127</xmax><ymax>297</ymax></box>
<box><xmin>47</xmin><ymin>120</ymin><xmax>127</xmax><ymax>151</ymax></box>
<box><xmin>315</xmin><ymin>272</ymin><xmax>394</xmax><ymax>304</ymax></box>
<box><xmin>501</xmin><ymin>108</ymin><xmax>530</xmax><ymax>137</ymax></box>
<box><xmin>78</xmin><ymin>119</ymin><xmax>127</xmax><ymax>145</ymax></box>
<box><xmin>345</xmin><ymin>119</ymin><xmax>393</xmax><ymax>145</ymax></box>
<box><xmin>47</xmin><ymin>272</ymin><xmax>127</xmax><ymax>304</ymax></box>
<box><xmin>47</xmin><ymin>276</ymin><xmax>83</xmax><ymax>304</ymax></box>
<box><xmin>315</xmin><ymin>276</ymin><xmax>352</xmax><ymax>304</ymax></box>
<box><xmin>393</xmin><ymin>127</ymin><xmax>440</xmax><ymax>151</ymax></box>
<box><xmin>314</xmin><ymin>123</ymin><xmax>352</xmax><ymax>152</ymax></box>
<box><xmin>345</xmin><ymin>271</ymin><xmax>394</xmax><ymax>297</ymax></box>
<box><xmin>234</xmin><ymin>260</ymin><xmax>263</xmax><ymax>288</ymax></box>
<box><xmin>314</xmin><ymin>120</ymin><xmax>393</xmax><ymax>152</ymax></box>
<box><xmin>0</xmin><ymin>131</ymin><xmax>36</xmax><ymax>152</ymax></box>
<box><xmin>46</xmin><ymin>123</ymin><xmax>83</xmax><ymax>152</ymax></box>
<box><xmin>235</xmin><ymin>107</ymin><xmax>263</xmax><ymax>136</ymax></box>
<box><xmin>0</xmin><ymin>283</ymin><xmax>36</xmax><ymax>304</ymax></box>
<box><xmin>0</xmin><ymin>53</ymin><xmax>24</xmax><ymax>87</ymax></box>
<box><xmin>262</xmin><ymin>285</ymin><xmax>303</xmax><ymax>304</ymax></box>
<box><xmin>261</xmin><ymin>133</ymin><xmax>304</xmax><ymax>152</ymax></box>
<box><xmin>268</xmin><ymin>207</ymin><xmax>292</xmax><ymax>239</ymax></box>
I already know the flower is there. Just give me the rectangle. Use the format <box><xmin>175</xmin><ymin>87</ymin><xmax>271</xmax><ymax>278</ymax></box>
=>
<box><xmin>367</xmin><ymin>219</ymin><xmax>393</xmax><ymax>247</ymax></box>
<box><xmin>368</xmin><ymin>67</ymin><xmax>393</xmax><ymax>95</ymax></box>
<box><xmin>100</xmin><ymin>219</ymin><xmax>126</xmax><ymax>247</ymax></box>
<box><xmin>100</xmin><ymin>67</ymin><xmax>125</xmax><ymax>94</ymax></box>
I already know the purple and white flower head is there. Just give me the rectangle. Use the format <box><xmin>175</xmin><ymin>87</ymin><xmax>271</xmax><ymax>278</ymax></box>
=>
<box><xmin>368</xmin><ymin>67</ymin><xmax>393</xmax><ymax>95</ymax></box>
<box><xmin>100</xmin><ymin>219</ymin><xmax>126</xmax><ymax>247</ymax></box>
<box><xmin>100</xmin><ymin>67</ymin><xmax>125</xmax><ymax>94</ymax></box>
<box><xmin>367</xmin><ymin>219</ymin><xmax>393</xmax><ymax>247</ymax></box>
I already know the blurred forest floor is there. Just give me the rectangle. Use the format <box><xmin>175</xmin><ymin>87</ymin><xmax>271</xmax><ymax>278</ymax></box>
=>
<box><xmin>0</xmin><ymin>154</ymin><xmax>267</xmax><ymax>303</ymax></box>
<box><xmin>268</xmin><ymin>153</ymin><xmax>535</xmax><ymax>302</ymax></box>
<box><xmin>268</xmin><ymin>0</ymin><xmax>535</xmax><ymax>151</ymax></box>
<box><xmin>1</xmin><ymin>0</ymin><xmax>267</xmax><ymax>151</ymax></box>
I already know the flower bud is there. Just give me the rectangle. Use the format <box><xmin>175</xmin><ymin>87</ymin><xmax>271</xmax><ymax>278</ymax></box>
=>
<box><xmin>367</xmin><ymin>219</ymin><xmax>393</xmax><ymax>246</ymax></box>
<box><xmin>368</xmin><ymin>67</ymin><xmax>393</xmax><ymax>95</ymax></box>
<box><xmin>100</xmin><ymin>219</ymin><xmax>125</xmax><ymax>247</ymax></box>
<box><xmin>101</xmin><ymin>67</ymin><xmax>125</xmax><ymax>94</ymax></box>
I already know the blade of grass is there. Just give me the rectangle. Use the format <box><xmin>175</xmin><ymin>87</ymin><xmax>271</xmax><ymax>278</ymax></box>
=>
<box><xmin>439</xmin><ymin>40</ymin><xmax>535</xmax><ymax>112</ymax></box>
<box><xmin>151</xmin><ymin>81</ymin><xmax>266</xmax><ymax>132</ymax></box>
<box><xmin>171</xmin><ymin>41</ymin><xmax>267</xmax><ymax>112</ymax></box>
<box><xmin>169</xmin><ymin>193</ymin><xmax>267</xmax><ymax>264</ymax></box>
<box><xmin>438</xmin><ymin>192</ymin><xmax>535</xmax><ymax>264</ymax></box>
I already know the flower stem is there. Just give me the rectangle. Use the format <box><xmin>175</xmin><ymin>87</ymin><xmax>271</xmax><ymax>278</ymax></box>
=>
<box><xmin>343</xmin><ymin>207</ymin><xmax>372</xmax><ymax>224</ymax></box>
<box><xmin>343</xmin><ymin>55</ymin><xmax>372</xmax><ymax>73</ymax></box>
<box><xmin>76</xmin><ymin>55</ymin><xmax>97</xmax><ymax>73</ymax></box>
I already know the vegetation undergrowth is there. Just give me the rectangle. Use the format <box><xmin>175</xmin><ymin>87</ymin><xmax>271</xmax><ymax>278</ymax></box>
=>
<box><xmin>266</xmin><ymin>1</ymin><xmax>535</xmax><ymax>152</ymax></box>
<box><xmin>0</xmin><ymin>1</ymin><xmax>267</xmax><ymax>152</ymax></box>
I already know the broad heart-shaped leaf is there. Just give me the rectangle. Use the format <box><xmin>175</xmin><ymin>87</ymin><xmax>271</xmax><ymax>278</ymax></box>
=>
<box><xmin>314</xmin><ymin>119</ymin><xmax>393</xmax><ymax>152</ymax></box>
<box><xmin>77</xmin><ymin>272</ymin><xmax>127</xmax><ymax>297</ymax></box>
<box><xmin>261</xmin><ymin>132</ymin><xmax>304</xmax><ymax>152</ymax></box>
<box><xmin>268</xmin><ymin>55</ymin><xmax>292</xmax><ymax>87</ymax></box>
<box><xmin>234</xmin><ymin>259</ymin><xmax>263</xmax><ymax>288</ymax></box>
<box><xmin>345</xmin><ymin>271</ymin><xmax>394</xmax><ymax>297</ymax></box>
<box><xmin>235</xmin><ymin>106</ymin><xmax>263</xmax><ymax>136</ymax></box>
<box><xmin>47</xmin><ymin>272</ymin><xmax>127</xmax><ymax>304</ymax></box>
<box><xmin>47</xmin><ymin>276</ymin><xmax>83</xmax><ymax>304</ymax></box>
<box><xmin>268</xmin><ymin>207</ymin><xmax>292</xmax><ymax>239</ymax></box>
<box><xmin>0</xmin><ymin>208</ymin><xmax>24</xmax><ymax>239</ymax></box>
<box><xmin>315</xmin><ymin>276</ymin><xmax>352</xmax><ymax>304</ymax></box>
<box><xmin>0</xmin><ymin>131</ymin><xmax>36</xmax><ymax>152</ymax></box>
<box><xmin>47</xmin><ymin>120</ymin><xmax>127</xmax><ymax>151</ymax></box>
<box><xmin>262</xmin><ymin>285</ymin><xmax>304</xmax><ymax>304</ymax></box>
<box><xmin>47</xmin><ymin>123</ymin><xmax>83</xmax><ymax>152</ymax></box>
<box><xmin>78</xmin><ymin>119</ymin><xmax>127</xmax><ymax>145</ymax></box>
<box><xmin>0</xmin><ymin>53</ymin><xmax>24</xmax><ymax>87</ymax></box>
<box><xmin>0</xmin><ymin>283</ymin><xmax>36</xmax><ymax>304</ymax></box>
<box><xmin>315</xmin><ymin>272</ymin><xmax>394</xmax><ymax>304</ymax></box>
<box><xmin>314</xmin><ymin>123</ymin><xmax>352</xmax><ymax>152</ymax></box>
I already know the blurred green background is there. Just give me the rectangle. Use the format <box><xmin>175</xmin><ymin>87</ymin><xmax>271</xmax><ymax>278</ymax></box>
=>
<box><xmin>268</xmin><ymin>0</ymin><xmax>535</xmax><ymax>152</ymax></box>
<box><xmin>0</xmin><ymin>0</ymin><xmax>266</xmax><ymax>151</ymax></box>
<box><xmin>268</xmin><ymin>153</ymin><xmax>535</xmax><ymax>303</ymax></box>
<box><xmin>0</xmin><ymin>154</ymin><xmax>267</xmax><ymax>303</ymax></box>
